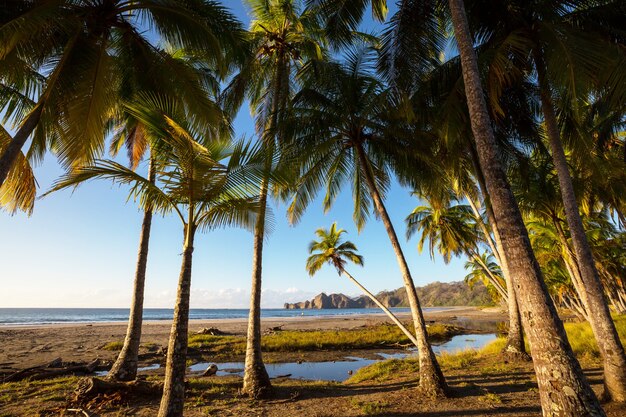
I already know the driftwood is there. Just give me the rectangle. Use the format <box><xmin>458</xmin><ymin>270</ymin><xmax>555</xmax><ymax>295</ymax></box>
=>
<box><xmin>195</xmin><ymin>327</ymin><xmax>228</xmax><ymax>336</ymax></box>
<box><xmin>201</xmin><ymin>364</ymin><xmax>218</xmax><ymax>377</ymax></box>
<box><xmin>264</xmin><ymin>325</ymin><xmax>285</xmax><ymax>335</ymax></box>
<box><xmin>74</xmin><ymin>377</ymin><xmax>162</xmax><ymax>401</ymax></box>
<box><xmin>3</xmin><ymin>358</ymin><xmax>99</xmax><ymax>382</ymax></box>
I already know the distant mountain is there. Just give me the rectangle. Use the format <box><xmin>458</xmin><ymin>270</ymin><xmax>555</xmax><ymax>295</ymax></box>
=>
<box><xmin>284</xmin><ymin>281</ymin><xmax>494</xmax><ymax>309</ymax></box>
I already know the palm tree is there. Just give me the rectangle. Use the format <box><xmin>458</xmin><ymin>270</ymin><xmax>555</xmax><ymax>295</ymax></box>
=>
<box><xmin>460</xmin><ymin>0</ymin><xmax>626</xmax><ymax>400</ymax></box>
<box><xmin>0</xmin><ymin>0</ymin><xmax>244</xmax><ymax>187</ymax></box>
<box><xmin>306</xmin><ymin>223</ymin><xmax>420</xmax><ymax>346</ymax></box>
<box><xmin>463</xmin><ymin>253</ymin><xmax>505</xmax><ymax>304</ymax></box>
<box><xmin>0</xmin><ymin>125</ymin><xmax>35</xmax><ymax>215</ymax></box>
<box><xmin>406</xmin><ymin>195</ymin><xmax>508</xmax><ymax>301</ymax></box>
<box><xmin>447</xmin><ymin>0</ymin><xmax>605</xmax><ymax>413</ymax></box>
<box><xmin>285</xmin><ymin>47</ymin><xmax>447</xmax><ymax>397</ymax></box>
<box><xmin>223</xmin><ymin>0</ymin><xmax>325</xmax><ymax>398</ymax></box>
<box><xmin>46</xmin><ymin>95</ymin><xmax>267</xmax><ymax>417</ymax></box>
<box><xmin>104</xmin><ymin>50</ymin><xmax>226</xmax><ymax>382</ymax></box>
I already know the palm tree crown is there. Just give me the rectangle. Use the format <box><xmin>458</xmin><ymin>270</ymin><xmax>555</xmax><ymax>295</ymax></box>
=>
<box><xmin>306</xmin><ymin>222</ymin><xmax>363</xmax><ymax>275</ymax></box>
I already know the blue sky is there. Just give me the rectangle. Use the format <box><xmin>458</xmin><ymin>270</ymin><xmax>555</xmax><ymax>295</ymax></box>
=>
<box><xmin>0</xmin><ymin>1</ymin><xmax>467</xmax><ymax>308</ymax></box>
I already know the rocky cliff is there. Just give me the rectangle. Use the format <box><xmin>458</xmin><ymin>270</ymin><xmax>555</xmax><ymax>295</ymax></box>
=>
<box><xmin>284</xmin><ymin>281</ymin><xmax>494</xmax><ymax>309</ymax></box>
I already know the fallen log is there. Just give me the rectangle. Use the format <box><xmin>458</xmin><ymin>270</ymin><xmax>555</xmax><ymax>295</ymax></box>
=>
<box><xmin>74</xmin><ymin>377</ymin><xmax>163</xmax><ymax>401</ymax></box>
<box><xmin>2</xmin><ymin>357</ymin><xmax>88</xmax><ymax>382</ymax></box>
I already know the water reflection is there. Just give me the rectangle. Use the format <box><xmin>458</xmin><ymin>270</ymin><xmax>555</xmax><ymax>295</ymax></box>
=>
<box><xmin>189</xmin><ymin>333</ymin><xmax>498</xmax><ymax>382</ymax></box>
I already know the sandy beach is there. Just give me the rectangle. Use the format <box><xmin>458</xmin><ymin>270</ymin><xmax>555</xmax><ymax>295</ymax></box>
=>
<box><xmin>0</xmin><ymin>306</ymin><xmax>504</xmax><ymax>372</ymax></box>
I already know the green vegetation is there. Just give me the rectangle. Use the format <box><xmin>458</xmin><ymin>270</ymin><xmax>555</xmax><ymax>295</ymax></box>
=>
<box><xmin>564</xmin><ymin>316</ymin><xmax>626</xmax><ymax>360</ymax></box>
<box><xmin>351</xmin><ymin>399</ymin><xmax>390</xmax><ymax>415</ymax></box>
<box><xmin>103</xmin><ymin>341</ymin><xmax>124</xmax><ymax>351</ymax></box>
<box><xmin>188</xmin><ymin>324</ymin><xmax>462</xmax><ymax>356</ymax></box>
<box><xmin>350</xmin><ymin>317</ymin><xmax>626</xmax><ymax>384</ymax></box>
<box><xmin>0</xmin><ymin>376</ymin><xmax>78</xmax><ymax>404</ymax></box>
<box><xmin>347</xmin><ymin>359</ymin><xmax>420</xmax><ymax>384</ymax></box>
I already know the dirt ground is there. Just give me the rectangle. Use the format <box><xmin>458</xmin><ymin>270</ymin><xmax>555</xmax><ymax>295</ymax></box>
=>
<box><xmin>1</xmin><ymin>355</ymin><xmax>625</xmax><ymax>417</ymax></box>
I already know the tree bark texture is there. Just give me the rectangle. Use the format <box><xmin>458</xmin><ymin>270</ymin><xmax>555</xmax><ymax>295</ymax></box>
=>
<box><xmin>242</xmin><ymin>176</ymin><xmax>272</xmax><ymax>398</ymax></box>
<box><xmin>355</xmin><ymin>143</ymin><xmax>448</xmax><ymax>397</ymax></box>
<box><xmin>448</xmin><ymin>0</ymin><xmax>605</xmax><ymax>414</ymax></box>
<box><xmin>108</xmin><ymin>160</ymin><xmax>155</xmax><ymax>381</ymax></box>
<box><xmin>157</xmin><ymin>228</ymin><xmax>195</xmax><ymax>417</ymax></box>
<box><xmin>467</xmin><ymin>157</ymin><xmax>527</xmax><ymax>356</ymax></box>
<box><xmin>535</xmin><ymin>50</ymin><xmax>626</xmax><ymax>402</ymax></box>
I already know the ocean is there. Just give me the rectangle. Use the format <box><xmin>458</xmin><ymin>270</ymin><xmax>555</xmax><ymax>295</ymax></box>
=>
<box><xmin>0</xmin><ymin>307</ymin><xmax>453</xmax><ymax>326</ymax></box>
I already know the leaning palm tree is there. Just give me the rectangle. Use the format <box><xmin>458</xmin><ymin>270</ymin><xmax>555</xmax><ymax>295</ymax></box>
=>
<box><xmin>307</xmin><ymin>223</ymin><xmax>420</xmax><ymax>346</ymax></box>
<box><xmin>463</xmin><ymin>253</ymin><xmax>505</xmax><ymax>305</ymax></box>
<box><xmin>0</xmin><ymin>0</ymin><xmax>244</xmax><ymax>187</ymax></box>
<box><xmin>446</xmin><ymin>0</ymin><xmax>605</xmax><ymax>413</ymax></box>
<box><xmin>285</xmin><ymin>46</ymin><xmax>447</xmax><ymax>397</ymax></box>
<box><xmin>46</xmin><ymin>95</ymin><xmax>267</xmax><ymax>417</ymax></box>
<box><xmin>406</xmin><ymin>195</ymin><xmax>508</xmax><ymax>301</ymax></box>
<box><xmin>460</xmin><ymin>0</ymin><xmax>626</xmax><ymax>400</ymax></box>
<box><xmin>222</xmin><ymin>0</ymin><xmax>325</xmax><ymax>398</ymax></box>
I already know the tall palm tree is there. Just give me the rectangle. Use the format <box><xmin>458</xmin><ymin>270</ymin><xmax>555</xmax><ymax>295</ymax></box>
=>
<box><xmin>47</xmin><ymin>95</ymin><xmax>267</xmax><ymax>417</ymax></box>
<box><xmin>306</xmin><ymin>223</ymin><xmax>420</xmax><ymax>346</ymax></box>
<box><xmin>0</xmin><ymin>0</ymin><xmax>244</xmax><ymax>187</ymax></box>
<box><xmin>223</xmin><ymin>0</ymin><xmax>325</xmax><ymax>398</ymax></box>
<box><xmin>460</xmin><ymin>0</ymin><xmax>626</xmax><ymax>400</ymax></box>
<box><xmin>104</xmin><ymin>50</ymin><xmax>227</xmax><ymax>382</ymax></box>
<box><xmin>285</xmin><ymin>47</ymin><xmax>447</xmax><ymax>397</ymax></box>
<box><xmin>447</xmin><ymin>0</ymin><xmax>605</xmax><ymax>414</ymax></box>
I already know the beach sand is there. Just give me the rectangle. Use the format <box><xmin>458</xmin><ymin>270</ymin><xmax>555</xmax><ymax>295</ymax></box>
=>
<box><xmin>0</xmin><ymin>306</ymin><xmax>504</xmax><ymax>371</ymax></box>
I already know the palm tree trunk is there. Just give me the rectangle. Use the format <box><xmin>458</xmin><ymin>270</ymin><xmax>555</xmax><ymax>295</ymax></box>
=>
<box><xmin>0</xmin><ymin>104</ymin><xmax>44</xmax><ymax>187</ymax></box>
<box><xmin>158</xmin><ymin>224</ymin><xmax>196</xmax><ymax>417</ymax></box>
<box><xmin>535</xmin><ymin>50</ymin><xmax>626</xmax><ymax>401</ymax></box>
<box><xmin>242</xmin><ymin>176</ymin><xmax>272</xmax><ymax>398</ymax></box>
<box><xmin>448</xmin><ymin>0</ymin><xmax>605</xmax><ymax>414</ymax></box>
<box><xmin>242</xmin><ymin>48</ymin><xmax>288</xmax><ymax>398</ymax></box>
<box><xmin>341</xmin><ymin>269</ymin><xmax>420</xmax><ymax>347</ymax></box>
<box><xmin>467</xmin><ymin>157</ymin><xmax>527</xmax><ymax>357</ymax></box>
<box><xmin>355</xmin><ymin>143</ymin><xmax>447</xmax><ymax>397</ymax></box>
<box><xmin>107</xmin><ymin>159</ymin><xmax>156</xmax><ymax>381</ymax></box>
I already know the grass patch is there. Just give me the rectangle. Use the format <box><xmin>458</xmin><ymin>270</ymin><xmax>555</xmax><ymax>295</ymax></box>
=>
<box><xmin>188</xmin><ymin>323</ymin><xmax>463</xmax><ymax>355</ymax></box>
<box><xmin>0</xmin><ymin>376</ymin><xmax>77</xmax><ymax>405</ymax></box>
<box><xmin>351</xmin><ymin>399</ymin><xmax>390</xmax><ymax>415</ymax></box>
<box><xmin>347</xmin><ymin>358</ymin><xmax>420</xmax><ymax>384</ymax></box>
<box><xmin>563</xmin><ymin>315</ymin><xmax>625</xmax><ymax>359</ymax></box>
<box><xmin>438</xmin><ymin>349</ymin><xmax>479</xmax><ymax>369</ymax></box>
<box><xmin>103</xmin><ymin>341</ymin><xmax>124</xmax><ymax>351</ymax></box>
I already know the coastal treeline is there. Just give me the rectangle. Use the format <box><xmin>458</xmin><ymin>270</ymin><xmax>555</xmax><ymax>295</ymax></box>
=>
<box><xmin>2</xmin><ymin>1</ymin><xmax>626</xmax><ymax>416</ymax></box>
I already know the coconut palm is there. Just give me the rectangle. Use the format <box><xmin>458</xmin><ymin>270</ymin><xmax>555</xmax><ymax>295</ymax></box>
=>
<box><xmin>463</xmin><ymin>253</ymin><xmax>505</xmax><ymax>305</ymax></box>
<box><xmin>460</xmin><ymin>0</ymin><xmax>626</xmax><ymax>400</ymax></box>
<box><xmin>222</xmin><ymin>0</ymin><xmax>325</xmax><ymax>398</ymax></box>
<box><xmin>285</xmin><ymin>46</ymin><xmax>447</xmax><ymax>397</ymax></box>
<box><xmin>0</xmin><ymin>0</ymin><xmax>244</xmax><ymax>187</ymax></box>
<box><xmin>104</xmin><ymin>50</ymin><xmax>226</xmax><ymax>382</ymax></box>
<box><xmin>46</xmin><ymin>94</ymin><xmax>267</xmax><ymax>417</ymax></box>
<box><xmin>0</xmin><ymin>124</ymin><xmax>35</xmax><ymax>215</ymax></box>
<box><xmin>406</xmin><ymin>195</ymin><xmax>508</xmax><ymax>301</ymax></box>
<box><xmin>446</xmin><ymin>0</ymin><xmax>605</xmax><ymax>413</ymax></box>
<box><xmin>306</xmin><ymin>223</ymin><xmax>420</xmax><ymax>346</ymax></box>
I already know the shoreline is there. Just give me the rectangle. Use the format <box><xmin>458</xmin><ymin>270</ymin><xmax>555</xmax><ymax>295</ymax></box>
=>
<box><xmin>0</xmin><ymin>306</ymin><xmax>495</xmax><ymax>329</ymax></box>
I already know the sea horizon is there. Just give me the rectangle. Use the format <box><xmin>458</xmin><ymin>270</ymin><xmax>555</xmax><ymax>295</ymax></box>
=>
<box><xmin>0</xmin><ymin>307</ymin><xmax>464</xmax><ymax>326</ymax></box>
